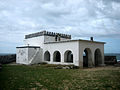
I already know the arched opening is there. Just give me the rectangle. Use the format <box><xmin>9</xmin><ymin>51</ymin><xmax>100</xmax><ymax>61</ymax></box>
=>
<box><xmin>44</xmin><ymin>51</ymin><xmax>50</xmax><ymax>61</ymax></box>
<box><xmin>94</xmin><ymin>49</ymin><xmax>102</xmax><ymax>67</ymax></box>
<box><xmin>64</xmin><ymin>50</ymin><xmax>73</xmax><ymax>63</ymax></box>
<box><xmin>53</xmin><ymin>51</ymin><xmax>61</xmax><ymax>62</ymax></box>
<box><xmin>83</xmin><ymin>48</ymin><xmax>92</xmax><ymax>67</ymax></box>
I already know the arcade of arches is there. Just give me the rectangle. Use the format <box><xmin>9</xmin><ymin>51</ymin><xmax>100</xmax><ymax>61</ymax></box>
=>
<box><xmin>44</xmin><ymin>48</ymin><xmax>102</xmax><ymax>67</ymax></box>
<box><xmin>44</xmin><ymin>50</ymin><xmax>73</xmax><ymax>63</ymax></box>
<box><xmin>83</xmin><ymin>48</ymin><xmax>102</xmax><ymax>67</ymax></box>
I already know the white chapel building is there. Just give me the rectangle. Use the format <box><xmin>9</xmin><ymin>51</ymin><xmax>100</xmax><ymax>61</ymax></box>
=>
<box><xmin>16</xmin><ymin>31</ymin><xmax>105</xmax><ymax>68</ymax></box>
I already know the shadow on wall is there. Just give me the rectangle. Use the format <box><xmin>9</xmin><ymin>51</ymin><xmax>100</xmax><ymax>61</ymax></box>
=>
<box><xmin>0</xmin><ymin>54</ymin><xmax>16</xmax><ymax>64</ymax></box>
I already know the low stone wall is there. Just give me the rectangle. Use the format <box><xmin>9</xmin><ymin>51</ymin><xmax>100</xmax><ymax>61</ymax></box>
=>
<box><xmin>0</xmin><ymin>54</ymin><xmax>16</xmax><ymax>64</ymax></box>
<box><xmin>104</xmin><ymin>56</ymin><xmax>117</xmax><ymax>65</ymax></box>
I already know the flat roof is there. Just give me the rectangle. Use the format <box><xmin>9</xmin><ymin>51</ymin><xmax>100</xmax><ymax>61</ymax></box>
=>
<box><xmin>16</xmin><ymin>46</ymin><xmax>40</xmax><ymax>48</ymax></box>
<box><xmin>44</xmin><ymin>39</ymin><xmax>106</xmax><ymax>44</ymax></box>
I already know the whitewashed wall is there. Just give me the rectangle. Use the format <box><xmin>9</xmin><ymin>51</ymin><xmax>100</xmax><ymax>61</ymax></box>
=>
<box><xmin>16</xmin><ymin>47</ymin><xmax>43</xmax><ymax>65</ymax></box>
<box><xmin>16</xmin><ymin>48</ymin><xmax>28</xmax><ymax>64</ymax></box>
<box><xmin>43</xmin><ymin>40</ymin><xmax>105</xmax><ymax>67</ymax></box>
<box><xmin>43</xmin><ymin>41</ymin><xmax>79</xmax><ymax>66</ymax></box>
<box><xmin>24</xmin><ymin>36</ymin><xmax>44</xmax><ymax>48</ymax></box>
<box><xmin>44</xmin><ymin>36</ymin><xmax>70</xmax><ymax>43</ymax></box>
<box><xmin>28</xmin><ymin>48</ymin><xmax>43</xmax><ymax>64</ymax></box>
<box><xmin>79</xmin><ymin>41</ymin><xmax>105</xmax><ymax>67</ymax></box>
<box><xmin>24</xmin><ymin>36</ymin><xmax>70</xmax><ymax>47</ymax></box>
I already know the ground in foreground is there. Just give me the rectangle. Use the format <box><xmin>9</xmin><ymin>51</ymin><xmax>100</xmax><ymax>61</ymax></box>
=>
<box><xmin>0</xmin><ymin>65</ymin><xmax>120</xmax><ymax>90</ymax></box>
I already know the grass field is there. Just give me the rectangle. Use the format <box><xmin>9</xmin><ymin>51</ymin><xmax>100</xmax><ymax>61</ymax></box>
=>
<box><xmin>0</xmin><ymin>64</ymin><xmax>120</xmax><ymax>90</ymax></box>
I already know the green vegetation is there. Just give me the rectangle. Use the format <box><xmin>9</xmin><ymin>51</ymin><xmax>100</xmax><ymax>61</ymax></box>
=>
<box><xmin>0</xmin><ymin>64</ymin><xmax>120</xmax><ymax>90</ymax></box>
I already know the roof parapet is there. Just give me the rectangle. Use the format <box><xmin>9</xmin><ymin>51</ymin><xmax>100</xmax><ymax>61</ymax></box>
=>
<box><xmin>25</xmin><ymin>31</ymin><xmax>71</xmax><ymax>39</ymax></box>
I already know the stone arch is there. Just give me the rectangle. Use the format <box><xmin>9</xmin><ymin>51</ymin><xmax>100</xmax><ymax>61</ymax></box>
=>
<box><xmin>44</xmin><ymin>51</ymin><xmax>50</xmax><ymax>61</ymax></box>
<box><xmin>53</xmin><ymin>51</ymin><xmax>61</xmax><ymax>62</ymax></box>
<box><xmin>64</xmin><ymin>50</ymin><xmax>73</xmax><ymax>63</ymax></box>
<box><xmin>94</xmin><ymin>48</ymin><xmax>102</xmax><ymax>67</ymax></box>
<box><xmin>83</xmin><ymin>48</ymin><xmax>92</xmax><ymax>67</ymax></box>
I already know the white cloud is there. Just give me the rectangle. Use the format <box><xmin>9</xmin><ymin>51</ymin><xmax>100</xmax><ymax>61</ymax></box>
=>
<box><xmin>0</xmin><ymin>0</ymin><xmax>120</xmax><ymax>46</ymax></box>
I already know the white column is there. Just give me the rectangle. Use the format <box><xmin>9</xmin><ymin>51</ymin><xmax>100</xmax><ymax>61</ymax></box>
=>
<box><xmin>50</xmin><ymin>51</ymin><xmax>53</xmax><ymax>63</ymax></box>
<box><xmin>91</xmin><ymin>49</ymin><xmax>95</xmax><ymax>67</ymax></box>
<box><xmin>61</xmin><ymin>52</ymin><xmax>64</xmax><ymax>63</ymax></box>
<box><xmin>79</xmin><ymin>47</ymin><xmax>84</xmax><ymax>68</ymax></box>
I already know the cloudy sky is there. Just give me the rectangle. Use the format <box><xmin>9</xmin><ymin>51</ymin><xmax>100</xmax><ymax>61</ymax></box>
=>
<box><xmin>0</xmin><ymin>0</ymin><xmax>120</xmax><ymax>53</ymax></box>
